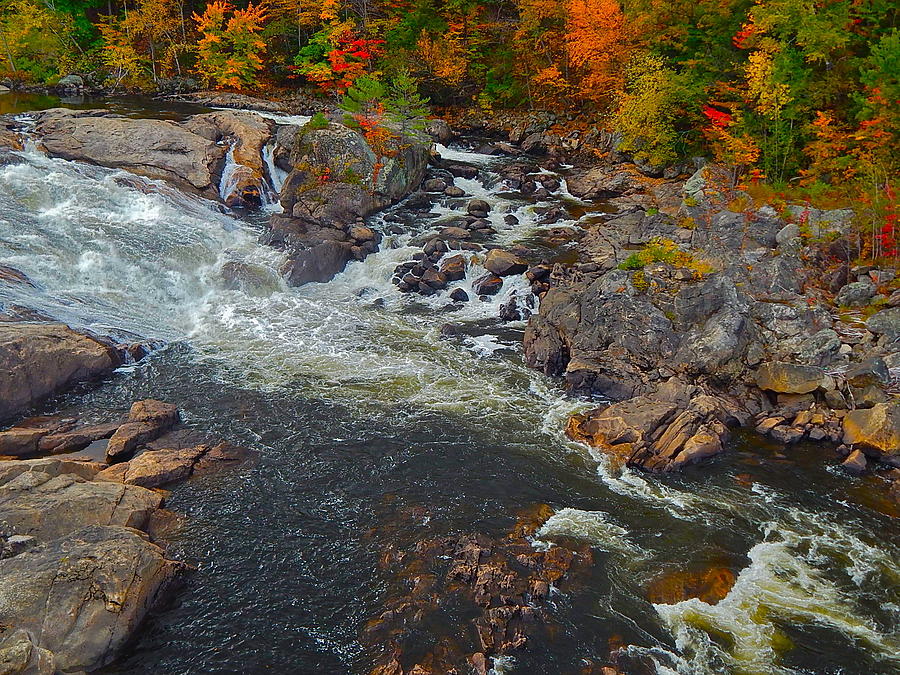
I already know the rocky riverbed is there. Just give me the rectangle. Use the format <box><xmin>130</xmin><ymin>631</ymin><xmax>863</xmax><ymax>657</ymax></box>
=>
<box><xmin>0</xmin><ymin>92</ymin><xmax>898</xmax><ymax>674</ymax></box>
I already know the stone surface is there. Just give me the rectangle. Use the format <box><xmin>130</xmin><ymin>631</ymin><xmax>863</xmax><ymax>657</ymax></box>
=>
<box><xmin>842</xmin><ymin>403</ymin><xmax>900</xmax><ymax>465</ymax></box>
<box><xmin>0</xmin><ymin>460</ymin><xmax>163</xmax><ymax>541</ymax></box>
<box><xmin>106</xmin><ymin>400</ymin><xmax>179</xmax><ymax>461</ymax></box>
<box><xmin>834</xmin><ymin>280</ymin><xmax>876</xmax><ymax>307</ymax></box>
<box><xmin>0</xmin><ymin>323</ymin><xmax>120</xmax><ymax>423</ymax></box>
<box><xmin>98</xmin><ymin>442</ymin><xmax>249</xmax><ymax>488</ymax></box>
<box><xmin>754</xmin><ymin>362</ymin><xmax>825</xmax><ymax>394</ymax></box>
<box><xmin>0</xmin><ymin>525</ymin><xmax>180</xmax><ymax>672</ymax></box>
<box><xmin>34</xmin><ymin>109</ymin><xmax>226</xmax><ymax>195</ymax></box>
<box><xmin>483</xmin><ymin>249</ymin><xmax>528</xmax><ymax>277</ymax></box>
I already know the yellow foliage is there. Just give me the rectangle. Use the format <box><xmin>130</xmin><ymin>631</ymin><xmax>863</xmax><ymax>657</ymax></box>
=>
<box><xmin>416</xmin><ymin>31</ymin><xmax>467</xmax><ymax>86</ymax></box>
<box><xmin>745</xmin><ymin>49</ymin><xmax>792</xmax><ymax>119</ymax></box>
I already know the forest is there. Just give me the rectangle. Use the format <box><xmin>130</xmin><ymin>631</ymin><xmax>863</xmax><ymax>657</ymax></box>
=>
<box><xmin>0</xmin><ymin>0</ymin><xmax>897</xmax><ymax>246</ymax></box>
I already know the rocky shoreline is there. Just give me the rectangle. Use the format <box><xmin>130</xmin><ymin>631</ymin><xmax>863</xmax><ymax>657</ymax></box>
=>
<box><xmin>1</xmin><ymin>92</ymin><xmax>899</xmax><ymax>672</ymax></box>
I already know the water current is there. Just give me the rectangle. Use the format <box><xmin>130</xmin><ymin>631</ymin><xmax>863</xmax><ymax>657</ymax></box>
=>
<box><xmin>0</xmin><ymin>94</ymin><xmax>897</xmax><ymax>675</ymax></box>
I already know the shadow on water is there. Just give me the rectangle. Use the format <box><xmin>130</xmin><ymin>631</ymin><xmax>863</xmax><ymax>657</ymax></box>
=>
<box><xmin>0</xmin><ymin>91</ymin><xmax>212</xmax><ymax>120</ymax></box>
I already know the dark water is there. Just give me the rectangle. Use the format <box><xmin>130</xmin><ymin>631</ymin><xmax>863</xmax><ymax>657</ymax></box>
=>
<box><xmin>0</xmin><ymin>98</ymin><xmax>898</xmax><ymax>675</ymax></box>
<box><xmin>0</xmin><ymin>91</ymin><xmax>211</xmax><ymax>119</ymax></box>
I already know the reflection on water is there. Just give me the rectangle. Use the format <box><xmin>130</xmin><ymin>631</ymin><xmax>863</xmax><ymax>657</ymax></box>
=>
<box><xmin>1</xmin><ymin>106</ymin><xmax>898</xmax><ymax>675</ymax></box>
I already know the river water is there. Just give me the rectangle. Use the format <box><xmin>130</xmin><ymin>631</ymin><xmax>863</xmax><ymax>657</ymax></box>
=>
<box><xmin>0</xmin><ymin>95</ymin><xmax>898</xmax><ymax>675</ymax></box>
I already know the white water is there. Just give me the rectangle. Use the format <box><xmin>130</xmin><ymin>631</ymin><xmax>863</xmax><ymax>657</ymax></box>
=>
<box><xmin>2</xmin><ymin>138</ymin><xmax>898</xmax><ymax>675</ymax></box>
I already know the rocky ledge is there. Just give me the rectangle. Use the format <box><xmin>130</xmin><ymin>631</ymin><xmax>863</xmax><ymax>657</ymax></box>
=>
<box><xmin>516</xmin><ymin>161</ymin><xmax>900</xmax><ymax>489</ymax></box>
<box><xmin>0</xmin><ymin>399</ymin><xmax>251</xmax><ymax>673</ymax></box>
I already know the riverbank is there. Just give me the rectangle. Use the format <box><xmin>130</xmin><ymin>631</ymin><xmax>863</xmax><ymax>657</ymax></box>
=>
<box><xmin>0</xmin><ymin>92</ymin><xmax>898</xmax><ymax>674</ymax></box>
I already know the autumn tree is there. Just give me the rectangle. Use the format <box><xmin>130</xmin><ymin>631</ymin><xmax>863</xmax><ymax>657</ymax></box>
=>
<box><xmin>564</xmin><ymin>0</ymin><xmax>628</xmax><ymax>105</ymax></box>
<box><xmin>194</xmin><ymin>0</ymin><xmax>268</xmax><ymax>90</ymax></box>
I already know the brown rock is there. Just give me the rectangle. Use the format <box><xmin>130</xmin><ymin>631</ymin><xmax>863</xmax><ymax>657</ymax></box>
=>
<box><xmin>37</xmin><ymin>422</ymin><xmax>121</xmax><ymax>454</ymax></box>
<box><xmin>106</xmin><ymin>400</ymin><xmax>179</xmax><ymax>462</ymax></box>
<box><xmin>0</xmin><ymin>324</ymin><xmax>120</xmax><ymax>423</ymax></box>
<box><xmin>0</xmin><ymin>525</ymin><xmax>181</xmax><ymax>672</ymax></box>
<box><xmin>755</xmin><ymin>362</ymin><xmax>825</xmax><ymax>394</ymax></box>
<box><xmin>472</xmin><ymin>274</ymin><xmax>503</xmax><ymax>296</ymax></box>
<box><xmin>647</xmin><ymin>566</ymin><xmax>736</xmax><ymax>605</ymax></box>
<box><xmin>841</xmin><ymin>449</ymin><xmax>868</xmax><ymax>474</ymax></box>
<box><xmin>842</xmin><ymin>402</ymin><xmax>900</xmax><ymax>465</ymax></box>
<box><xmin>484</xmin><ymin>249</ymin><xmax>528</xmax><ymax>277</ymax></box>
<box><xmin>440</xmin><ymin>254</ymin><xmax>467</xmax><ymax>281</ymax></box>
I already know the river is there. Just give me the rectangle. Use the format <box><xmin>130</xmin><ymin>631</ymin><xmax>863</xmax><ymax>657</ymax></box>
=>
<box><xmin>0</xmin><ymin>94</ymin><xmax>897</xmax><ymax>675</ymax></box>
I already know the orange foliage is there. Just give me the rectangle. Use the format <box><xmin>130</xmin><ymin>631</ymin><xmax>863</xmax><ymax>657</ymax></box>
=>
<box><xmin>564</xmin><ymin>0</ymin><xmax>628</xmax><ymax>103</ymax></box>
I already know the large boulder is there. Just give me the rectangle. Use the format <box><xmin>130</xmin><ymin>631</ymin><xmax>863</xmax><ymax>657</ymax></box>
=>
<box><xmin>842</xmin><ymin>402</ymin><xmax>900</xmax><ymax>466</ymax></box>
<box><xmin>272</xmin><ymin>120</ymin><xmax>429</xmax><ymax>286</ymax></box>
<box><xmin>0</xmin><ymin>525</ymin><xmax>180</xmax><ymax>672</ymax></box>
<box><xmin>0</xmin><ymin>323</ymin><xmax>120</xmax><ymax>423</ymax></box>
<box><xmin>33</xmin><ymin>109</ymin><xmax>226</xmax><ymax>196</ymax></box>
<box><xmin>484</xmin><ymin>249</ymin><xmax>528</xmax><ymax>277</ymax></box>
<box><xmin>867</xmin><ymin>307</ymin><xmax>900</xmax><ymax>341</ymax></box>
<box><xmin>754</xmin><ymin>362</ymin><xmax>825</xmax><ymax>394</ymax></box>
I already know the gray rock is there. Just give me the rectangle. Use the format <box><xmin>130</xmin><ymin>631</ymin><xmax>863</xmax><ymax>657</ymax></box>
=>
<box><xmin>56</xmin><ymin>74</ymin><xmax>84</xmax><ymax>88</ymax></box>
<box><xmin>835</xmin><ymin>280</ymin><xmax>876</xmax><ymax>307</ymax></box>
<box><xmin>866</xmin><ymin>307</ymin><xmax>900</xmax><ymax>340</ymax></box>
<box><xmin>34</xmin><ymin>109</ymin><xmax>226</xmax><ymax>195</ymax></box>
<box><xmin>775</xmin><ymin>223</ymin><xmax>800</xmax><ymax>246</ymax></box>
<box><xmin>796</xmin><ymin>329</ymin><xmax>842</xmax><ymax>367</ymax></box>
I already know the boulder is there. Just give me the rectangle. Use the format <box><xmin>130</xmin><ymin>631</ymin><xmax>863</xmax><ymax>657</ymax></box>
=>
<box><xmin>835</xmin><ymin>280</ymin><xmax>876</xmax><ymax>307</ymax></box>
<box><xmin>467</xmin><ymin>199</ymin><xmax>491</xmax><ymax>215</ymax></box>
<box><xmin>841</xmin><ymin>449</ymin><xmax>868</xmax><ymax>474</ymax></box>
<box><xmin>472</xmin><ymin>274</ymin><xmax>503</xmax><ymax>296</ymax></box>
<box><xmin>106</xmin><ymin>400</ymin><xmax>179</xmax><ymax>462</ymax></box>
<box><xmin>0</xmin><ymin>627</ymin><xmax>54</xmax><ymax>675</ymax></box>
<box><xmin>484</xmin><ymin>249</ymin><xmax>528</xmax><ymax>277</ymax></box>
<box><xmin>0</xmin><ymin>525</ymin><xmax>180</xmax><ymax>672</ymax></box>
<box><xmin>440</xmin><ymin>254</ymin><xmax>467</xmax><ymax>282</ymax></box>
<box><xmin>842</xmin><ymin>402</ymin><xmax>900</xmax><ymax>465</ymax></box>
<box><xmin>34</xmin><ymin>109</ymin><xmax>226</xmax><ymax>196</ymax></box>
<box><xmin>0</xmin><ymin>323</ymin><xmax>120</xmax><ymax>423</ymax></box>
<box><xmin>0</xmin><ymin>461</ymin><xmax>162</xmax><ymax>541</ymax></box>
<box><xmin>754</xmin><ymin>362</ymin><xmax>825</xmax><ymax>394</ymax></box>
<box><xmin>37</xmin><ymin>421</ymin><xmax>121</xmax><ymax>454</ymax></box>
<box><xmin>866</xmin><ymin>307</ymin><xmax>900</xmax><ymax>341</ymax></box>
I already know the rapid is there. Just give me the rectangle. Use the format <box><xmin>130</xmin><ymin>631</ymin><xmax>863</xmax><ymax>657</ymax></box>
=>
<box><xmin>0</xmin><ymin>97</ymin><xmax>897</xmax><ymax>675</ymax></box>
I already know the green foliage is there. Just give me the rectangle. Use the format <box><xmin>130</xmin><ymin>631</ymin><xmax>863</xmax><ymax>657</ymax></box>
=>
<box><xmin>339</xmin><ymin>75</ymin><xmax>385</xmax><ymax>120</ymax></box>
<box><xmin>384</xmin><ymin>69</ymin><xmax>429</xmax><ymax>133</ymax></box>
<box><xmin>306</xmin><ymin>111</ymin><xmax>330</xmax><ymax>130</ymax></box>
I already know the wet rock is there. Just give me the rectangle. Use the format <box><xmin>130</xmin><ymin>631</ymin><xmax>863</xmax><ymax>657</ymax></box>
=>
<box><xmin>472</xmin><ymin>274</ymin><xmax>503</xmax><ymax>296</ymax></box>
<box><xmin>835</xmin><ymin>280</ymin><xmax>877</xmax><ymax>307</ymax></box>
<box><xmin>281</xmin><ymin>239</ymin><xmax>353</xmax><ymax>286</ymax></box>
<box><xmin>0</xmin><ymin>525</ymin><xmax>180</xmax><ymax>673</ymax></box>
<box><xmin>0</xmin><ymin>266</ymin><xmax>34</xmax><ymax>287</ymax></box>
<box><xmin>646</xmin><ymin>565</ymin><xmax>736</xmax><ymax>605</ymax></box>
<box><xmin>423</xmin><ymin>178</ymin><xmax>447</xmax><ymax>192</ymax></box>
<box><xmin>106</xmin><ymin>400</ymin><xmax>179</xmax><ymax>462</ymax></box>
<box><xmin>33</xmin><ymin>109</ymin><xmax>226</xmax><ymax>196</ymax></box>
<box><xmin>444</xmin><ymin>185</ymin><xmax>465</xmax><ymax>197</ymax></box>
<box><xmin>439</xmin><ymin>226</ymin><xmax>470</xmax><ymax>240</ymax></box>
<box><xmin>442</xmin><ymin>162</ymin><xmax>478</xmax><ymax>179</ymax></box>
<box><xmin>841</xmin><ymin>449</ymin><xmax>868</xmax><ymax>474</ymax></box>
<box><xmin>440</xmin><ymin>254</ymin><xmax>466</xmax><ymax>281</ymax></box>
<box><xmin>484</xmin><ymin>249</ymin><xmax>528</xmax><ymax>277</ymax></box>
<box><xmin>842</xmin><ymin>402</ymin><xmax>900</xmax><ymax>466</ymax></box>
<box><xmin>467</xmin><ymin>199</ymin><xmax>491</xmax><ymax>216</ymax></box>
<box><xmin>37</xmin><ymin>422</ymin><xmax>121</xmax><ymax>455</ymax></box>
<box><xmin>97</xmin><ymin>442</ymin><xmax>249</xmax><ymax>489</ymax></box>
<box><xmin>0</xmin><ymin>323</ymin><xmax>121</xmax><ymax>423</ymax></box>
<box><xmin>754</xmin><ymin>362</ymin><xmax>825</xmax><ymax>394</ymax></box>
<box><xmin>450</xmin><ymin>288</ymin><xmax>469</xmax><ymax>302</ymax></box>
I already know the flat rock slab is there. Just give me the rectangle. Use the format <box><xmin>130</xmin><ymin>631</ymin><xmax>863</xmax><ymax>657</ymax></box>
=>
<box><xmin>0</xmin><ymin>525</ymin><xmax>180</xmax><ymax>672</ymax></box>
<box><xmin>34</xmin><ymin>109</ymin><xmax>226</xmax><ymax>194</ymax></box>
<box><xmin>98</xmin><ymin>442</ymin><xmax>251</xmax><ymax>489</ymax></box>
<box><xmin>0</xmin><ymin>461</ymin><xmax>162</xmax><ymax>541</ymax></box>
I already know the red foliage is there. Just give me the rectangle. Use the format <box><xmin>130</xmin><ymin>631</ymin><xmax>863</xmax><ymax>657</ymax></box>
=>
<box><xmin>702</xmin><ymin>105</ymin><xmax>733</xmax><ymax>127</ymax></box>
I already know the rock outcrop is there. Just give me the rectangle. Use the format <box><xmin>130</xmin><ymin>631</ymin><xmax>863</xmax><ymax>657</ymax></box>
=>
<box><xmin>0</xmin><ymin>525</ymin><xmax>180</xmax><ymax>673</ymax></box>
<box><xmin>33</xmin><ymin>109</ymin><xmax>227</xmax><ymax>196</ymax></box>
<box><xmin>0</xmin><ymin>323</ymin><xmax>121</xmax><ymax>423</ymax></box>
<box><xmin>272</xmin><ymin>120</ymin><xmax>430</xmax><ymax>285</ymax></box>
